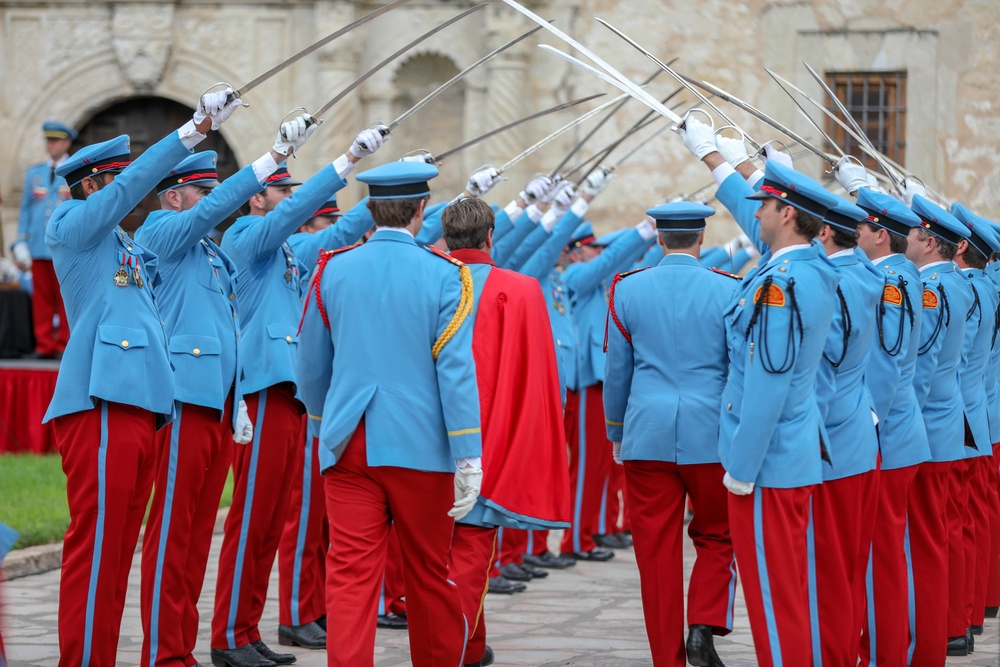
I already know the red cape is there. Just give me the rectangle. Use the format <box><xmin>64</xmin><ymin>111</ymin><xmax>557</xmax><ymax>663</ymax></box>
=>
<box><xmin>451</xmin><ymin>249</ymin><xmax>570</xmax><ymax>526</ymax></box>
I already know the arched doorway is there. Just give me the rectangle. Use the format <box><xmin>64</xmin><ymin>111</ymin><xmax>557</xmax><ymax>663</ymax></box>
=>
<box><xmin>73</xmin><ymin>96</ymin><xmax>239</xmax><ymax>234</ymax></box>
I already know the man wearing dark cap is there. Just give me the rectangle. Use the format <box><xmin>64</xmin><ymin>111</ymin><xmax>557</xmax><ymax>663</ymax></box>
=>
<box><xmin>134</xmin><ymin>113</ymin><xmax>314</xmax><ymax>667</ymax></box>
<box><xmin>297</xmin><ymin>160</ymin><xmax>482</xmax><ymax>667</ymax></box>
<box><xmin>603</xmin><ymin>201</ymin><xmax>738</xmax><ymax>667</ymax></box>
<box><xmin>43</xmin><ymin>87</ymin><xmax>240</xmax><ymax>667</ymax></box>
<box><xmin>13</xmin><ymin>120</ymin><xmax>77</xmax><ymax>358</ymax></box>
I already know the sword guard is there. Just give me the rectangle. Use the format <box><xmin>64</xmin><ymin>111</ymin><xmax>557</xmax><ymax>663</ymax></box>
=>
<box><xmin>199</xmin><ymin>82</ymin><xmax>242</xmax><ymax>113</ymax></box>
<box><xmin>757</xmin><ymin>139</ymin><xmax>793</xmax><ymax>166</ymax></box>
<box><xmin>356</xmin><ymin>121</ymin><xmax>390</xmax><ymax>153</ymax></box>
<box><xmin>674</xmin><ymin>107</ymin><xmax>714</xmax><ymax>132</ymax></box>
<box><xmin>715</xmin><ymin>124</ymin><xmax>747</xmax><ymax>143</ymax></box>
<box><xmin>279</xmin><ymin>107</ymin><xmax>310</xmax><ymax>159</ymax></box>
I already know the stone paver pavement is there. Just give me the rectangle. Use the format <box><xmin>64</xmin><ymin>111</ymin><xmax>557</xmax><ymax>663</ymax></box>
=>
<box><xmin>5</xmin><ymin>530</ymin><xmax>999</xmax><ymax>665</ymax></box>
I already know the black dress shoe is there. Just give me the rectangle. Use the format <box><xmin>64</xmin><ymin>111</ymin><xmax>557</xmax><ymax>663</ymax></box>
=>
<box><xmin>377</xmin><ymin>612</ymin><xmax>408</xmax><ymax>629</ymax></box>
<box><xmin>210</xmin><ymin>646</ymin><xmax>277</xmax><ymax>667</ymax></box>
<box><xmin>500</xmin><ymin>562</ymin><xmax>533</xmax><ymax>581</ymax></box>
<box><xmin>593</xmin><ymin>533</ymin><xmax>633</xmax><ymax>549</ymax></box>
<box><xmin>522</xmin><ymin>551</ymin><xmax>576</xmax><ymax>569</ymax></box>
<box><xmin>465</xmin><ymin>644</ymin><xmax>495</xmax><ymax>667</ymax></box>
<box><xmin>686</xmin><ymin>625</ymin><xmax>725</xmax><ymax>667</ymax></box>
<box><xmin>946</xmin><ymin>635</ymin><xmax>968</xmax><ymax>657</ymax></box>
<box><xmin>251</xmin><ymin>640</ymin><xmax>296</xmax><ymax>665</ymax></box>
<box><xmin>986</xmin><ymin>606</ymin><xmax>999</xmax><ymax>618</ymax></box>
<box><xmin>971</xmin><ymin>624</ymin><xmax>984</xmax><ymax>636</ymax></box>
<box><xmin>488</xmin><ymin>575</ymin><xmax>527</xmax><ymax>594</ymax></box>
<box><xmin>518</xmin><ymin>562</ymin><xmax>549</xmax><ymax>578</ymax></box>
<box><xmin>966</xmin><ymin>627</ymin><xmax>974</xmax><ymax>653</ymax></box>
<box><xmin>316</xmin><ymin>615</ymin><xmax>326</xmax><ymax>631</ymax></box>
<box><xmin>562</xmin><ymin>547</ymin><xmax>615</xmax><ymax>562</ymax></box>
<box><xmin>278</xmin><ymin>621</ymin><xmax>326</xmax><ymax>649</ymax></box>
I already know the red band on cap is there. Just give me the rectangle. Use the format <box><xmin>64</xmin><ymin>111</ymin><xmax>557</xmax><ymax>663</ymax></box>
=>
<box><xmin>179</xmin><ymin>172</ymin><xmax>218</xmax><ymax>183</ymax></box>
<box><xmin>759</xmin><ymin>184</ymin><xmax>788</xmax><ymax>199</ymax></box>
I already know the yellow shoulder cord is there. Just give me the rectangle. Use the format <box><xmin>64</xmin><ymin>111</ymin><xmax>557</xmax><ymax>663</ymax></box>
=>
<box><xmin>432</xmin><ymin>263</ymin><xmax>474</xmax><ymax>361</ymax></box>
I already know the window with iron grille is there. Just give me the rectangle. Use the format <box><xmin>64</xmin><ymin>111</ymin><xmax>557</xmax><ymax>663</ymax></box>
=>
<box><xmin>824</xmin><ymin>71</ymin><xmax>907</xmax><ymax>172</ymax></box>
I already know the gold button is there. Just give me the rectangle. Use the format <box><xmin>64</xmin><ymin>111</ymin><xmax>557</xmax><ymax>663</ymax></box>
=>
<box><xmin>229</xmin><ymin>294</ymin><xmax>235</xmax><ymax>300</ymax></box>
<box><xmin>285</xmin><ymin>335</ymin><xmax>293</xmax><ymax>343</ymax></box>
<box><xmin>738</xmin><ymin>299</ymin><xmax>745</xmax><ymax>306</ymax></box>
<box><xmin>193</xmin><ymin>348</ymin><xmax>201</xmax><ymax>355</ymax></box>
<box><xmin>121</xmin><ymin>340</ymin><xmax>129</xmax><ymax>348</ymax></box>
<box><xmin>727</xmin><ymin>403</ymin><xmax>732</xmax><ymax>411</ymax></box>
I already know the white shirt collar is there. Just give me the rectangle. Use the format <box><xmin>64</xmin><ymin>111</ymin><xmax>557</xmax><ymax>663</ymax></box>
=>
<box><xmin>766</xmin><ymin>243</ymin><xmax>811</xmax><ymax>265</ymax></box>
<box><xmin>830</xmin><ymin>248</ymin><xmax>855</xmax><ymax>259</ymax></box>
<box><xmin>375</xmin><ymin>226</ymin><xmax>414</xmax><ymax>239</ymax></box>
<box><xmin>871</xmin><ymin>253</ymin><xmax>898</xmax><ymax>265</ymax></box>
<box><xmin>920</xmin><ymin>260</ymin><xmax>951</xmax><ymax>271</ymax></box>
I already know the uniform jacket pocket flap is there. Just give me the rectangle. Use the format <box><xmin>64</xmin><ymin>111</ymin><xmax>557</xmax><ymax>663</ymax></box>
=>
<box><xmin>98</xmin><ymin>325</ymin><xmax>149</xmax><ymax>350</ymax></box>
<box><xmin>266</xmin><ymin>323</ymin><xmax>297</xmax><ymax>343</ymax></box>
<box><xmin>169</xmin><ymin>334</ymin><xmax>222</xmax><ymax>356</ymax></box>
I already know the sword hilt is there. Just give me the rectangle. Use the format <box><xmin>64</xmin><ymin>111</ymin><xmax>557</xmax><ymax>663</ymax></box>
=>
<box><xmin>673</xmin><ymin>108</ymin><xmax>714</xmax><ymax>132</ymax></box>
<box><xmin>355</xmin><ymin>121</ymin><xmax>391</xmax><ymax>153</ymax></box>
<box><xmin>278</xmin><ymin>107</ymin><xmax>310</xmax><ymax>159</ymax></box>
<box><xmin>199</xmin><ymin>82</ymin><xmax>247</xmax><ymax>114</ymax></box>
<box><xmin>399</xmin><ymin>149</ymin><xmax>435</xmax><ymax>164</ymax></box>
<box><xmin>756</xmin><ymin>139</ymin><xmax>793</xmax><ymax>167</ymax></box>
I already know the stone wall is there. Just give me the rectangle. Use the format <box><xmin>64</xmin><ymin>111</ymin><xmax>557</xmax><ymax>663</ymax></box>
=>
<box><xmin>1</xmin><ymin>0</ymin><xmax>997</xmax><ymax>251</ymax></box>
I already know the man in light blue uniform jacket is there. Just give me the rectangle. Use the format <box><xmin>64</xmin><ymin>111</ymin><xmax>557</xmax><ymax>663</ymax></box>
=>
<box><xmin>904</xmin><ymin>192</ymin><xmax>975</xmax><ymax>662</ymax></box>
<box><xmin>681</xmin><ymin>118</ymin><xmax>839</xmax><ymax>667</ymax></box>
<box><xmin>211</xmin><ymin>121</ymin><xmax>388</xmax><ymax>666</ymax></box>
<box><xmin>13</xmin><ymin>121</ymin><xmax>76</xmax><ymax>357</ymax></box>
<box><xmin>296</xmin><ymin>161</ymin><xmax>481</xmax><ymax>667</ymax></box>
<box><xmin>135</xmin><ymin>117</ymin><xmax>310</xmax><ymax>666</ymax></box>
<box><xmin>44</xmin><ymin>89</ymin><xmax>238</xmax><ymax>667</ymax></box>
<box><xmin>604</xmin><ymin>201</ymin><xmax>738</xmax><ymax>667</ymax></box>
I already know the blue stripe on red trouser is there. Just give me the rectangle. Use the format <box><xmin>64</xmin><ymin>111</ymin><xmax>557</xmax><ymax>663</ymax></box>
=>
<box><xmin>324</xmin><ymin>418</ymin><xmax>468</xmax><ymax>667</ymax></box>
<box><xmin>729</xmin><ymin>485</ymin><xmax>814</xmax><ymax>667</ymax></box>
<box><xmin>278</xmin><ymin>415</ymin><xmax>327</xmax><ymax>627</ymax></box>
<box><xmin>141</xmin><ymin>399</ymin><xmax>234</xmax><ymax>667</ymax></box>
<box><xmin>450</xmin><ymin>524</ymin><xmax>498</xmax><ymax>665</ymax></box>
<box><xmin>988</xmin><ymin>443</ymin><xmax>1000</xmax><ymax>610</ymax></box>
<box><xmin>378</xmin><ymin>524</ymin><xmax>406</xmax><ymax>617</ymax></box>
<box><xmin>600</xmin><ymin>462</ymin><xmax>630</xmax><ymax>535</ymax></box>
<box><xmin>907</xmin><ymin>461</ymin><xmax>951</xmax><ymax>667</ymax></box>
<box><xmin>968</xmin><ymin>456</ymin><xmax>992</xmax><ymax>628</ymax></box>
<box><xmin>212</xmin><ymin>384</ymin><xmax>301</xmax><ymax>649</ymax></box>
<box><xmin>807</xmin><ymin>469</ymin><xmax>879</xmax><ymax>667</ymax></box>
<box><xmin>560</xmin><ymin>385</ymin><xmax>612</xmax><ymax>555</ymax></box>
<box><xmin>946</xmin><ymin>458</ymin><xmax>974</xmax><ymax>639</ymax></box>
<box><xmin>625</xmin><ymin>460</ymin><xmax>736</xmax><ymax>667</ymax></box>
<box><xmin>55</xmin><ymin>402</ymin><xmax>157</xmax><ymax>667</ymax></box>
<box><xmin>860</xmin><ymin>464</ymin><xmax>919</xmax><ymax>667</ymax></box>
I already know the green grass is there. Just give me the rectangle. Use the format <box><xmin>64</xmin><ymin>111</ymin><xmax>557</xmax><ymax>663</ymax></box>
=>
<box><xmin>0</xmin><ymin>453</ymin><xmax>235</xmax><ymax>551</ymax></box>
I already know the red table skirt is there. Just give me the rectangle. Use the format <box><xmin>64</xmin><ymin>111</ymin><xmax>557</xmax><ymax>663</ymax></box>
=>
<box><xmin>0</xmin><ymin>366</ymin><xmax>57</xmax><ymax>453</ymax></box>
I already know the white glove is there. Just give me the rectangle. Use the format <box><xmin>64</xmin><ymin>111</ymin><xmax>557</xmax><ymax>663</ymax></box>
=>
<box><xmin>194</xmin><ymin>87</ymin><xmax>242</xmax><ymax>130</ymax></box>
<box><xmin>552</xmin><ymin>180</ymin><xmax>577</xmax><ymax>209</ymax></box>
<box><xmin>581</xmin><ymin>168</ymin><xmax>612</xmax><ymax>197</ymax></box>
<box><xmin>679</xmin><ymin>117</ymin><xmax>718</xmax><ymax>160</ymax></box>
<box><xmin>722</xmin><ymin>471</ymin><xmax>755</xmax><ymax>496</ymax></box>
<box><xmin>400</xmin><ymin>151</ymin><xmax>434</xmax><ymax>164</ymax></box>
<box><xmin>835</xmin><ymin>157</ymin><xmax>872</xmax><ymax>195</ymax></box>
<box><xmin>761</xmin><ymin>143</ymin><xmax>793</xmax><ymax>169</ymax></box>
<box><xmin>520</xmin><ymin>175</ymin><xmax>554</xmax><ymax>204</ymax></box>
<box><xmin>612</xmin><ymin>442</ymin><xmax>623</xmax><ymax>465</ymax></box>
<box><xmin>900</xmin><ymin>177</ymin><xmax>927</xmax><ymax>206</ymax></box>
<box><xmin>350</xmin><ymin>124</ymin><xmax>390</xmax><ymax>159</ymax></box>
<box><xmin>448</xmin><ymin>465</ymin><xmax>483</xmax><ymax>519</ymax></box>
<box><xmin>233</xmin><ymin>400</ymin><xmax>253</xmax><ymax>445</ymax></box>
<box><xmin>11</xmin><ymin>242</ymin><xmax>31</xmax><ymax>270</ymax></box>
<box><xmin>273</xmin><ymin>114</ymin><xmax>317</xmax><ymax>157</ymax></box>
<box><xmin>540</xmin><ymin>175</ymin><xmax>564</xmax><ymax>203</ymax></box>
<box><xmin>466</xmin><ymin>166</ymin><xmax>502</xmax><ymax>197</ymax></box>
<box><xmin>716</xmin><ymin>135</ymin><xmax>750</xmax><ymax>168</ymax></box>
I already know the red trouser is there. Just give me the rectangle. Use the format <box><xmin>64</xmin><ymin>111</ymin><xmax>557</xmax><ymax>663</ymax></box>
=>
<box><xmin>31</xmin><ymin>258</ymin><xmax>68</xmax><ymax>356</ymax></box>
<box><xmin>730</xmin><ymin>485</ymin><xmax>814</xmax><ymax>667</ymax></box>
<box><xmin>625</xmin><ymin>461</ymin><xmax>735</xmax><ymax>667</ymax></box>
<box><xmin>525</xmin><ymin>529</ymin><xmax>548</xmax><ymax>556</ymax></box>
<box><xmin>55</xmin><ymin>402</ymin><xmax>157</xmax><ymax>667</ymax></box>
<box><xmin>946</xmin><ymin>459</ymin><xmax>974</xmax><ymax>637</ymax></box>
<box><xmin>600</xmin><ymin>463</ymin><xmax>630</xmax><ymax>535</ymax></box>
<box><xmin>986</xmin><ymin>443</ymin><xmax>1000</xmax><ymax>609</ymax></box>
<box><xmin>278</xmin><ymin>415</ymin><xmax>328</xmax><ymax>627</ymax></box>
<box><xmin>860</xmin><ymin>464</ymin><xmax>919</xmax><ymax>667</ymax></box>
<box><xmin>324</xmin><ymin>420</ymin><xmax>467</xmax><ymax>667</ymax></box>
<box><xmin>969</xmin><ymin>456</ymin><xmax>992</xmax><ymax>627</ymax></box>
<box><xmin>908</xmin><ymin>461</ymin><xmax>951</xmax><ymax>667</ymax></box>
<box><xmin>449</xmin><ymin>525</ymin><xmax>497</xmax><ymax>665</ymax></box>
<box><xmin>561</xmin><ymin>386</ymin><xmax>612</xmax><ymax>554</ymax></box>
<box><xmin>809</xmin><ymin>470</ymin><xmax>879</xmax><ymax>667</ymax></box>
<box><xmin>499</xmin><ymin>526</ymin><xmax>526</xmax><ymax>567</ymax></box>
<box><xmin>379</xmin><ymin>525</ymin><xmax>406</xmax><ymax>616</ymax></box>
<box><xmin>141</xmin><ymin>400</ymin><xmax>234</xmax><ymax>667</ymax></box>
<box><xmin>212</xmin><ymin>385</ymin><xmax>301</xmax><ymax>649</ymax></box>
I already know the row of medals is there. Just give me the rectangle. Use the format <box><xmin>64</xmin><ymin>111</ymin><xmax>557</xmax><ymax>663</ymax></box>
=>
<box><xmin>114</xmin><ymin>265</ymin><xmax>143</xmax><ymax>288</ymax></box>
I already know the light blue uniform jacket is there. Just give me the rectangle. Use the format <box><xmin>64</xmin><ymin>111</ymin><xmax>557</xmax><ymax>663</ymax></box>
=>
<box><xmin>816</xmin><ymin>250</ymin><xmax>882</xmax><ymax>480</ymax></box>
<box><xmin>44</xmin><ymin>132</ymin><xmax>193</xmax><ymax>422</ymax></box>
<box><xmin>959</xmin><ymin>268</ymin><xmax>998</xmax><ymax>456</ymax></box>
<box><xmin>18</xmin><ymin>162</ymin><xmax>71</xmax><ymax>259</ymax></box>
<box><xmin>413</xmin><ymin>201</ymin><xmax>450</xmax><ymax>246</ymax></box>
<box><xmin>222</xmin><ymin>163</ymin><xmax>347</xmax><ymax>395</ymax></box>
<box><xmin>865</xmin><ymin>253</ymin><xmax>930</xmax><ymax>470</ymax></box>
<box><xmin>915</xmin><ymin>263</ymin><xmax>973</xmax><ymax>462</ymax></box>
<box><xmin>286</xmin><ymin>198</ymin><xmax>375</xmax><ymax>273</ymax></box>
<box><xmin>985</xmin><ymin>262</ymin><xmax>1000</xmax><ymax>443</ymax></box>
<box><xmin>604</xmin><ymin>254</ymin><xmax>738</xmax><ymax>463</ymax></box>
<box><xmin>134</xmin><ymin>164</ymin><xmax>264</xmax><ymax>417</ymax></box>
<box><xmin>296</xmin><ymin>230</ymin><xmax>482</xmax><ymax>472</ymax></box>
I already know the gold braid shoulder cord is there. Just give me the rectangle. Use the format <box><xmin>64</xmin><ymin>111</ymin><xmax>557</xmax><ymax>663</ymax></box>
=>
<box><xmin>432</xmin><ymin>263</ymin><xmax>474</xmax><ymax>360</ymax></box>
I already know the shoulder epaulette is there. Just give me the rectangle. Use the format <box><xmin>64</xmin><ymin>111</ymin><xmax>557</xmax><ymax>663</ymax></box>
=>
<box><xmin>617</xmin><ymin>266</ymin><xmax>651</xmax><ymax>281</ymax></box>
<box><xmin>424</xmin><ymin>244</ymin><xmax>466</xmax><ymax>267</ymax></box>
<box><xmin>298</xmin><ymin>243</ymin><xmax>361</xmax><ymax>333</ymax></box>
<box><xmin>710</xmin><ymin>267</ymin><xmax>742</xmax><ymax>280</ymax></box>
